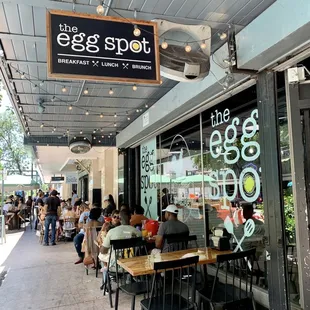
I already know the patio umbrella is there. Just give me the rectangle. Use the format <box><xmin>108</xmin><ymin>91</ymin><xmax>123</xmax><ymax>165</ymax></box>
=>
<box><xmin>174</xmin><ymin>174</ymin><xmax>214</xmax><ymax>183</ymax></box>
<box><xmin>150</xmin><ymin>174</ymin><xmax>171</xmax><ymax>183</ymax></box>
<box><xmin>3</xmin><ymin>174</ymin><xmax>40</xmax><ymax>192</ymax></box>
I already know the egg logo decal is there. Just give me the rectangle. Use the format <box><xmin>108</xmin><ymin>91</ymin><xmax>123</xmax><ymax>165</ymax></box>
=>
<box><xmin>243</xmin><ymin>173</ymin><xmax>256</xmax><ymax>197</ymax></box>
<box><xmin>130</xmin><ymin>41</ymin><xmax>142</xmax><ymax>53</ymax></box>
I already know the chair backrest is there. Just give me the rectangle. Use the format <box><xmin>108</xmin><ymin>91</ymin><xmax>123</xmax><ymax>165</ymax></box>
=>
<box><xmin>148</xmin><ymin>255</ymin><xmax>199</xmax><ymax>310</ymax></box>
<box><xmin>211</xmin><ymin>248</ymin><xmax>256</xmax><ymax>305</ymax></box>
<box><xmin>164</xmin><ymin>233</ymin><xmax>197</xmax><ymax>252</ymax></box>
<box><xmin>108</xmin><ymin>237</ymin><xmax>148</xmax><ymax>284</ymax></box>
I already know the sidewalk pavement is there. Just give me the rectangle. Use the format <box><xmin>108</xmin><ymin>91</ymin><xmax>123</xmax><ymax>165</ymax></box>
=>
<box><xmin>0</xmin><ymin>228</ymin><xmax>141</xmax><ymax>310</ymax></box>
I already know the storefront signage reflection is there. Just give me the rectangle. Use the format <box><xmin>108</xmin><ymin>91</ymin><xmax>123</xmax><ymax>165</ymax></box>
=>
<box><xmin>47</xmin><ymin>10</ymin><xmax>160</xmax><ymax>84</ymax></box>
<box><xmin>140</xmin><ymin>138</ymin><xmax>157</xmax><ymax>218</ymax></box>
<box><xmin>209</xmin><ymin>108</ymin><xmax>261</xmax><ymax>202</ymax></box>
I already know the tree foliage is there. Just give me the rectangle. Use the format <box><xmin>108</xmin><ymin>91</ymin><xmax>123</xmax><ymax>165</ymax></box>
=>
<box><xmin>0</xmin><ymin>108</ymin><xmax>31</xmax><ymax>174</ymax></box>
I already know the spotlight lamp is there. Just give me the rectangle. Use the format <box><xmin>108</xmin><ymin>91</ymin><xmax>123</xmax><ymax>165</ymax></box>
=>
<box><xmin>83</xmin><ymin>88</ymin><xmax>89</xmax><ymax>95</ymax></box>
<box><xmin>96</xmin><ymin>2</ymin><xmax>104</xmax><ymax>15</ymax></box>
<box><xmin>200</xmin><ymin>41</ymin><xmax>207</xmax><ymax>49</ymax></box>
<box><xmin>161</xmin><ymin>41</ymin><xmax>168</xmax><ymax>49</ymax></box>
<box><xmin>185</xmin><ymin>44</ymin><xmax>191</xmax><ymax>53</ymax></box>
<box><xmin>132</xmin><ymin>84</ymin><xmax>137</xmax><ymax>91</ymax></box>
<box><xmin>133</xmin><ymin>25</ymin><xmax>141</xmax><ymax>37</ymax></box>
<box><xmin>109</xmin><ymin>88</ymin><xmax>114</xmax><ymax>95</ymax></box>
<box><xmin>62</xmin><ymin>86</ymin><xmax>67</xmax><ymax>93</ymax></box>
<box><xmin>219</xmin><ymin>32</ymin><xmax>227</xmax><ymax>40</ymax></box>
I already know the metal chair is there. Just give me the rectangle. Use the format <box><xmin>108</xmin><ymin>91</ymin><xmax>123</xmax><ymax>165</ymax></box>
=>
<box><xmin>140</xmin><ymin>255</ymin><xmax>199</xmax><ymax>310</ymax></box>
<box><xmin>197</xmin><ymin>248</ymin><xmax>257</xmax><ymax>310</ymax></box>
<box><xmin>104</xmin><ymin>237</ymin><xmax>148</xmax><ymax>310</ymax></box>
<box><xmin>164</xmin><ymin>234</ymin><xmax>199</xmax><ymax>252</ymax></box>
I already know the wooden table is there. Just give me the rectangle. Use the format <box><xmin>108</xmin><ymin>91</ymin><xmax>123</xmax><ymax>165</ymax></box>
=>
<box><xmin>118</xmin><ymin>247</ymin><xmax>231</xmax><ymax>277</ymax></box>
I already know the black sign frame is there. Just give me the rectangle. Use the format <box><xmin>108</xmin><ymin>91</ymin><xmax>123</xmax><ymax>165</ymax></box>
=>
<box><xmin>46</xmin><ymin>10</ymin><xmax>160</xmax><ymax>84</ymax></box>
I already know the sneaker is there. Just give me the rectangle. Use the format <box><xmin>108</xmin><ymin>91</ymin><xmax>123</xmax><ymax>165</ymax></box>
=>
<box><xmin>43</xmin><ymin>243</ymin><xmax>49</xmax><ymax>246</ymax></box>
<box><xmin>74</xmin><ymin>258</ymin><xmax>83</xmax><ymax>265</ymax></box>
<box><xmin>52</xmin><ymin>242</ymin><xmax>56</xmax><ymax>246</ymax></box>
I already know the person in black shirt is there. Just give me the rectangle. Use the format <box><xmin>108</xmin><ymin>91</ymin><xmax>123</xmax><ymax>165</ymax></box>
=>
<box><xmin>103</xmin><ymin>194</ymin><xmax>116</xmax><ymax>217</ymax></box>
<box><xmin>44</xmin><ymin>190</ymin><xmax>60</xmax><ymax>246</ymax></box>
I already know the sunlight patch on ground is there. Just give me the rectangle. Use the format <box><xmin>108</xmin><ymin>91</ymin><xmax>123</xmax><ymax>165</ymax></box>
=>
<box><xmin>0</xmin><ymin>230</ymin><xmax>24</xmax><ymax>270</ymax></box>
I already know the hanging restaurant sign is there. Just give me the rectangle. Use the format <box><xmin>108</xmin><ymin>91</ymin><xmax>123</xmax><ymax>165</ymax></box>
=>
<box><xmin>46</xmin><ymin>10</ymin><xmax>160</xmax><ymax>84</ymax></box>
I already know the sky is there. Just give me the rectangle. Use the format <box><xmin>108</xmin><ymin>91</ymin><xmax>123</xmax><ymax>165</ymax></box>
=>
<box><xmin>0</xmin><ymin>87</ymin><xmax>11</xmax><ymax>113</ymax></box>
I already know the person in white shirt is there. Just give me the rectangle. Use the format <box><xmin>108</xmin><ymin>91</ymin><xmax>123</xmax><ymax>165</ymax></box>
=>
<box><xmin>100</xmin><ymin>210</ymin><xmax>141</xmax><ymax>287</ymax></box>
<box><xmin>3</xmin><ymin>198</ymin><xmax>12</xmax><ymax>215</ymax></box>
<box><xmin>71</xmin><ymin>190</ymin><xmax>78</xmax><ymax>207</ymax></box>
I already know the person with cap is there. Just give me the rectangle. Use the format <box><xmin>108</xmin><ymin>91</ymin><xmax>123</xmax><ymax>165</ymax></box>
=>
<box><xmin>43</xmin><ymin>190</ymin><xmax>61</xmax><ymax>246</ymax></box>
<box><xmin>155</xmin><ymin>204</ymin><xmax>189</xmax><ymax>253</ymax></box>
<box><xmin>103</xmin><ymin>194</ymin><xmax>116</xmax><ymax>217</ymax></box>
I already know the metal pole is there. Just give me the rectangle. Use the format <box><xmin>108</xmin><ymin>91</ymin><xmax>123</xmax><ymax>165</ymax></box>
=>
<box><xmin>1</xmin><ymin>169</ymin><xmax>4</xmax><ymax>216</ymax></box>
<box><xmin>257</xmin><ymin>71</ymin><xmax>290</xmax><ymax>309</ymax></box>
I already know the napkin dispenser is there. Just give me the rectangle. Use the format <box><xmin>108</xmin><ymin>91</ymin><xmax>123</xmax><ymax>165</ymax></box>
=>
<box><xmin>211</xmin><ymin>227</ymin><xmax>231</xmax><ymax>251</ymax></box>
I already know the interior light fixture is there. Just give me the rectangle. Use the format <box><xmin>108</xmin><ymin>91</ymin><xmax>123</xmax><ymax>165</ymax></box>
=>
<box><xmin>132</xmin><ymin>84</ymin><xmax>137</xmax><ymax>91</ymax></box>
<box><xmin>93</xmin><ymin>129</ymin><xmax>97</xmax><ymax>133</ymax></box>
<box><xmin>114</xmin><ymin>122</ymin><xmax>117</xmax><ymax>127</ymax></box>
<box><xmin>62</xmin><ymin>86</ymin><xmax>67</xmax><ymax>93</ymax></box>
<box><xmin>185</xmin><ymin>44</ymin><xmax>192</xmax><ymax>53</ymax></box>
<box><xmin>80</xmin><ymin>130</ymin><xmax>83</xmax><ymax>134</ymax></box>
<box><xmin>100</xmin><ymin>113</ymin><xmax>104</xmax><ymax>118</ymax></box>
<box><xmin>85</xmin><ymin>110</ymin><xmax>89</xmax><ymax>115</ymax></box>
<box><xmin>63</xmin><ymin>133</ymin><xmax>66</xmax><ymax>137</ymax></box>
<box><xmin>114</xmin><ymin>113</ymin><xmax>117</xmax><ymax>118</ymax></box>
<box><xmin>160</xmin><ymin>79</ymin><xmax>163</xmax><ymax>85</ymax></box>
<box><xmin>40</xmin><ymin>80</ymin><xmax>44</xmax><ymax>86</ymax></box>
<box><xmin>161</xmin><ymin>41</ymin><xmax>168</xmax><ymax>49</ymax></box>
<box><xmin>66</xmin><ymin>129</ymin><xmax>69</xmax><ymax>134</ymax></box>
<box><xmin>84</xmin><ymin>137</ymin><xmax>86</xmax><ymax>140</ymax></box>
<box><xmin>99</xmin><ymin>140</ymin><xmax>101</xmax><ymax>143</ymax></box>
<box><xmin>102</xmin><ymin>135</ymin><xmax>104</xmax><ymax>138</ymax></box>
<box><xmin>33</xmin><ymin>84</ymin><xmax>38</xmax><ymax>89</ymax></box>
<box><xmin>93</xmin><ymin>136</ymin><xmax>96</xmax><ymax>140</ymax></box>
<box><xmin>83</xmin><ymin>88</ymin><xmax>89</xmax><ymax>95</ymax></box>
<box><xmin>219</xmin><ymin>32</ymin><xmax>227</xmax><ymax>40</ymax></box>
<box><xmin>109</xmin><ymin>88</ymin><xmax>114</xmax><ymax>95</ymax></box>
<box><xmin>145</xmin><ymin>104</ymin><xmax>148</xmax><ymax>108</ymax></box>
<box><xmin>19</xmin><ymin>106</ymin><xmax>22</xmax><ymax>111</ymax></box>
<box><xmin>68</xmin><ymin>105</ymin><xmax>73</xmax><ymax>110</ymax></box>
<box><xmin>136</xmin><ymin>109</ymin><xmax>140</xmax><ymax>112</ymax></box>
<box><xmin>127</xmin><ymin>116</ymin><xmax>131</xmax><ymax>120</ymax></box>
<box><xmin>74</xmin><ymin>136</ymin><xmax>76</xmax><ymax>139</ymax></box>
<box><xmin>96</xmin><ymin>3</ymin><xmax>105</xmax><ymax>15</ymax></box>
<box><xmin>133</xmin><ymin>25</ymin><xmax>141</xmax><ymax>37</ymax></box>
<box><xmin>200</xmin><ymin>41</ymin><xmax>207</xmax><ymax>49</ymax></box>
<box><xmin>51</xmin><ymin>96</ymin><xmax>56</xmax><ymax>102</ymax></box>
<box><xmin>40</xmin><ymin>123</ymin><xmax>44</xmax><ymax>128</ymax></box>
<box><xmin>21</xmin><ymin>72</ymin><xmax>25</xmax><ymax>79</ymax></box>
<box><xmin>53</xmin><ymin>127</ymin><xmax>56</xmax><ymax>132</ymax></box>
<box><xmin>139</xmin><ymin>109</ymin><xmax>143</xmax><ymax>112</ymax></box>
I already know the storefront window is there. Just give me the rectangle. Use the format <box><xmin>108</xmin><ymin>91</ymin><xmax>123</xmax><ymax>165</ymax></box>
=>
<box><xmin>159</xmin><ymin>115</ymin><xmax>205</xmax><ymax>247</ymax></box>
<box><xmin>201</xmin><ymin>87</ymin><xmax>268</xmax><ymax>292</ymax></box>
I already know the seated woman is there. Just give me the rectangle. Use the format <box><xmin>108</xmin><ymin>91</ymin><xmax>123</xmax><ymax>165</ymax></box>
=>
<box><xmin>97</xmin><ymin>210</ymin><xmax>121</xmax><ymax>247</ymax></box>
<box><xmin>82</xmin><ymin>208</ymin><xmax>103</xmax><ymax>268</ymax></box>
<box><xmin>63</xmin><ymin>205</ymin><xmax>77</xmax><ymax>233</ymax></box>
<box><xmin>98</xmin><ymin>210</ymin><xmax>121</xmax><ymax>290</ymax></box>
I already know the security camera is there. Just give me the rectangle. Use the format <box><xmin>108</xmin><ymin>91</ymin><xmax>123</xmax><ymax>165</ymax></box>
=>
<box><xmin>184</xmin><ymin>63</ymin><xmax>200</xmax><ymax>80</ymax></box>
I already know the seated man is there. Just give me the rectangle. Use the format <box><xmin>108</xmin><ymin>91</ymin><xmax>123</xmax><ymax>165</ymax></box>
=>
<box><xmin>155</xmin><ymin>205</ymin><xmax>189</xmax><ymax>253</ymax></box>
<box><xmin>100</xmin><ymin>210</ymin><xmax>141</xmax><ymax>283</ymax></box>
<box><xmin>130</xmin><ymin>205</ymin><xmax>148</xmax><ymax>227</ymax></box>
